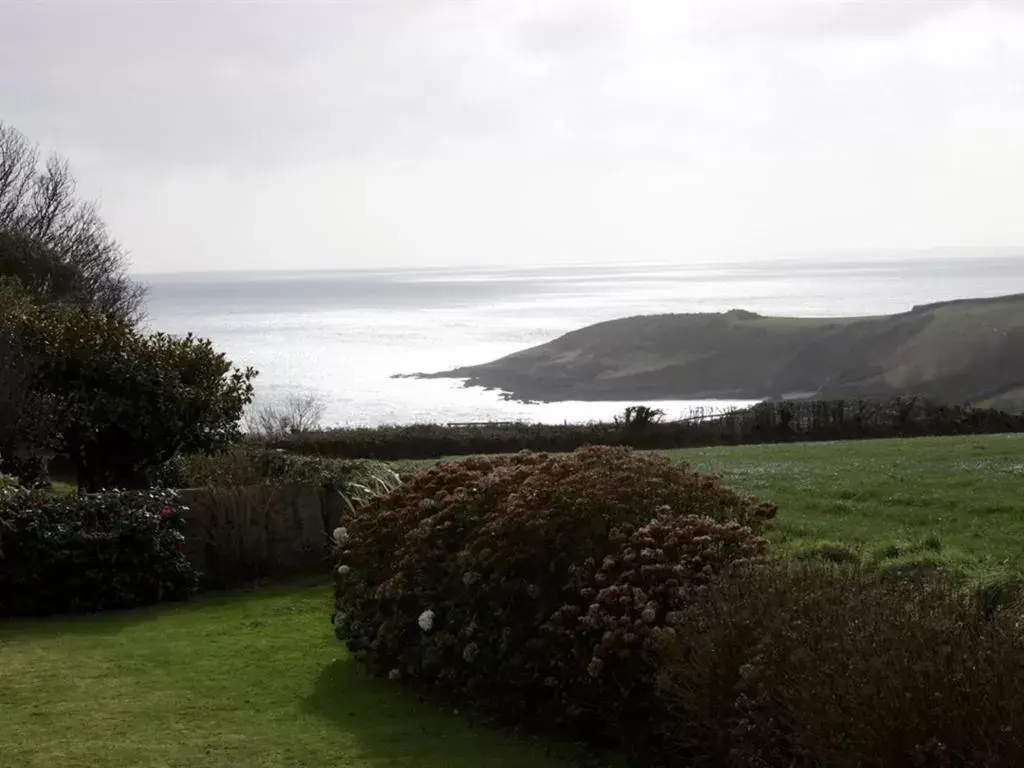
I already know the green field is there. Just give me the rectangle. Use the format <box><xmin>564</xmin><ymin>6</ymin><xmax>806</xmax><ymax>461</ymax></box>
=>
<box><xmin>0</xmin><ymin>582</ymin><xmax>576</xmax><ymax>768</ymax></box>
<box><xmin>668</xmin><ymin>433</ymin><xmax>1024</xmax><ymax>582</ymax></box>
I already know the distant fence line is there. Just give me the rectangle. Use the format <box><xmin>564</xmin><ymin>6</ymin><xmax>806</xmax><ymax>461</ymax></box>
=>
<box><xmin>678</xmin><ymin>405</ymin><xmax>744</xmax><ymax>424</ymax></box>
<box><xmin>268</xmin><ymin>397</ymin><xmax>1024</xmax><ymax>461</ymax></box>
<box><xmin>446</xmin><ymin>409</ymin><xmax>743</xmax><ymax>429</ymax></box>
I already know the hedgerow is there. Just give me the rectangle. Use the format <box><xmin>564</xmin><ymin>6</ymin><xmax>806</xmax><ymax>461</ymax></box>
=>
<box><xmin>275</xmin><ymin>399</ymin><xmax>1024</xmax><ymax>461</ymax></box>
<box><xmin>162</xmin><ymin>445</ymin><xmax>398</xmax><ymax>492</ymax></box>
<box><xmin>0</xmin><ymin>487</ymin><xmax>197</xmax><ymax>616</ymax></box>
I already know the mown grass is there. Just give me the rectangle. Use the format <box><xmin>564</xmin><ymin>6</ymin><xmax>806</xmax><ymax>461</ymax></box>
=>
<box><xmin>667</xmin><ymin>433</ymin><xmax>1024</xmax><ymax>583</ymax></box>
<box><xmin>0</xmin><ymin>581</ymin><xmax>581</xmax><ymax>768</ymax></box>
<box><xmin>51</xmin><ymin>480</ymin><xmax>76</xmax><ymax>495</ymax></box>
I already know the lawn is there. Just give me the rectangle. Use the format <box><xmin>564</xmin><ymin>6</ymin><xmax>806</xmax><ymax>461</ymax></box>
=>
<box><xmin>668</xmin><ymin>433</ymin><xmax>1024</xmax><ymax>581</ymax></box>
<box><xmin>0</xmin><ymin>582</ymin><xmax>579</xmax><ymax>768</ymax></box>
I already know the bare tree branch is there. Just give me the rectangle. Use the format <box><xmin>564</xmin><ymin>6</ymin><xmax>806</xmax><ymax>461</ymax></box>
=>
<box><xmin>24</xmin><ymin>156</ymin><xmax>75</xmax><ymax>241</ymax></box>
<box><xmin>0</xmin><ymin>122</ymin><xmax>146</xmax><ymax>323</ymax></box>
<box><xmin>244</xmin><ymin>394</ymin><xmax>327</xmax><ymax>439</ymax></box>
<box><xmin>0</xmin><ymin>127</ymin><xmax>37</xmax><ymax>229</ymax></box>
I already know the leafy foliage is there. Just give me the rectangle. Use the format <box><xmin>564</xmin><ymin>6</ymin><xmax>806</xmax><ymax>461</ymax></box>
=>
<box><xmin>0</xmin><ymin>292</ymin><xmax>256</xmax><ymax>490</ymax></box>
<box><xmin>0</xmin><ymin>280</ymin><xmax>59</xmax><ymax>484</ymax></box>
<box><xmin>333</xmin><ymin>446</ymin><xmax>773</xmax><ymax>749</ymax></box>
<box><xmin>0</xmin><ymin>229</ymin><xmax>89</xmax><ymax>306</ymax></box>
<box><xmin>0</xmin><ymin>487</ymin><xmax>198</xmax><ymax>616</ymax></box>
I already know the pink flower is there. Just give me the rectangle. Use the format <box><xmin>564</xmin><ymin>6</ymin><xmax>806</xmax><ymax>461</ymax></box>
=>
<box><xmin>159</xmin><ymin>505</ymin><xmax>175</xmax><ymax>519</ymax></box>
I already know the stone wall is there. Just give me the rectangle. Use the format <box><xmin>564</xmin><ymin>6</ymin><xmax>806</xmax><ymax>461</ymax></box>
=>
<box><xmin>176</xmin><ymin>483</ymin><xmax>347</xmax><ymax>588</ymax></box>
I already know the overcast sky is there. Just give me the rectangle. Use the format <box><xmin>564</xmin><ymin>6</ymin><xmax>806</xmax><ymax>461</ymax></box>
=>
<box><xmin>3</xmin><ymin>0</ymin><xmax>1024</xmax><ymax>274</ymax></box>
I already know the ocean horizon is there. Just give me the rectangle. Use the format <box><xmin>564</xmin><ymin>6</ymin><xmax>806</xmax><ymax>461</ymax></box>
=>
<box><xmin>142</xmin><ymin>254</ymin><xmax>1024</xmax><ymax>427</ymax></box>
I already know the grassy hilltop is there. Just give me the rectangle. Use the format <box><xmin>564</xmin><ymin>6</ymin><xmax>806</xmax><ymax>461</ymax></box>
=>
<box><xmin>412</xmin><ymin>293</ymin><xmax>1024</xmax><ymax>408</ymax></box>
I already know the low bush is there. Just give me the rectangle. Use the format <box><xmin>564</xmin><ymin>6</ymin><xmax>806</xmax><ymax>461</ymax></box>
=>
<box><xmin>655</xmin><ymin>563</ymin><xmax>1024</xmax><ymax>767</ymax></box>
<box><xmin>164</xmin><ymin>446</ymin><xmax>401</xmax><ymax>516</ymax></box>
<box><xmin>332</xmin><ymin>446</ymin><xmax>774</xmax><ymax>750</ymax></box>
<box><xmin>0</xmin><ymin>487</ymin><xmax>197</xmax><ymax>616</ymax></box>
<box><xmin>167</xmin><ymin>446</ymin><xmax>395</xmax><ymax>491</ymax></box>
<box><xmin>0</xmin><ymin>452</ymin><xmax>51</xmax><ymax>489</ymax></box>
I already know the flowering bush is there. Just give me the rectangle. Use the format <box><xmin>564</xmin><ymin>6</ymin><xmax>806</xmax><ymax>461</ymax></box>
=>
<box><xmin>333</xmin><ymin>446</ymin><xmax>774</xmax><ymax>746</ymax></box>
<box><xmin>0</xmin><ymin>488</ymin><xmax>198</xmax><ymax>616</ymax></box>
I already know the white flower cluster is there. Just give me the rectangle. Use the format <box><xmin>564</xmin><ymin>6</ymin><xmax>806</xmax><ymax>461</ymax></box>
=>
<box><xmin>418</xmin><ymin>608</ymin><xmax>435</xmax><ymax>632</ymax></box>
<box><xmin>333</xmin><ymin>526</ymin><xmax>350</xmax><ymax>546</ymax></box>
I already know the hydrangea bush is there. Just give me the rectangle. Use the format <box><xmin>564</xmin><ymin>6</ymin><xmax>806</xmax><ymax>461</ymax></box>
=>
<box><xmin>332</xmin><ymin>446</ymin><xmax>775</xmax><ymax>744</ymax></box>
<box><xmin>0</xmin><ymin>488</ymin><xmax>198</xmax><ymax>616</ymax></box>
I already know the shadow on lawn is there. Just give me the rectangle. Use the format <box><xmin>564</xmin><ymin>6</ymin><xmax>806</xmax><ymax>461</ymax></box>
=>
<box><xmin>0</xmin><ymin>577</ymin><xmax>330</xmax><ymax>642</ymax></box>
<box><xmin>301</xmin><ymin>659</ymin><xmax>600</xmax><ymax>767</ymax></box>
<box><xmin>0</xmin><ymin>600</ymin><xmax>187</xmax><ymax>641</ymax></box>
<box><xmin>302</xmin><ymin>658</ymin><xmax>464</xmax><ymax>734</ymax></box>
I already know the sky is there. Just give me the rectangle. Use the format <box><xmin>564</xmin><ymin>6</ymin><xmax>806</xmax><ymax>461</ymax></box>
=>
<box><xmin>3</xmin><ymin>0</ymin><xmax>1024</xmax><ymax>274</ymax></box>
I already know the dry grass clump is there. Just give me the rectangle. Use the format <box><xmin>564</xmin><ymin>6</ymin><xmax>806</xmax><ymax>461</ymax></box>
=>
<box><xmin>655</xmin><ymin>563</ymin><xmax>1024</xmax><ymax>767</ymax></box>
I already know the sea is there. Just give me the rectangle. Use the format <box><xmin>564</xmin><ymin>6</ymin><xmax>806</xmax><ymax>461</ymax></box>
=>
<box><xmin>142</xmin><ymin>253</ymin><xmax>1024</xmax><ymax>427</ymax></box>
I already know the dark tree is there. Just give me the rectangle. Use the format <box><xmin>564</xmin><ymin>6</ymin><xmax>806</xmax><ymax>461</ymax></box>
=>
<box><xmin>0</xmin><ymin>122</ymin><xmax>145</xmax><ymax>323</ymax></box>
<box><xmin>0</xmin><ymin>281</ymin><xmax>59</xmax><ymax>484</ymax></box>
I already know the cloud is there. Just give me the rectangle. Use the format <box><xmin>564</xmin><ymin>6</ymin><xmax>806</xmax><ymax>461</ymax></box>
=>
<box><xmin>2</xmin><ymin>1</ymin><xmax>1024</xmax><ymax>272</ymax></box>
<box><xmin>692</xmin><ymin>0</ymin><xmax>965</xmax><ymax>41</ymax></box>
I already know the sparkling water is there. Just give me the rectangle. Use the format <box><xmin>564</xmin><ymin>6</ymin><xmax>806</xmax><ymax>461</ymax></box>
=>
<box><xmin>142</xmin><ymin>254</ymin><xmax>1024</xmax><ymax>427</ymax></box>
